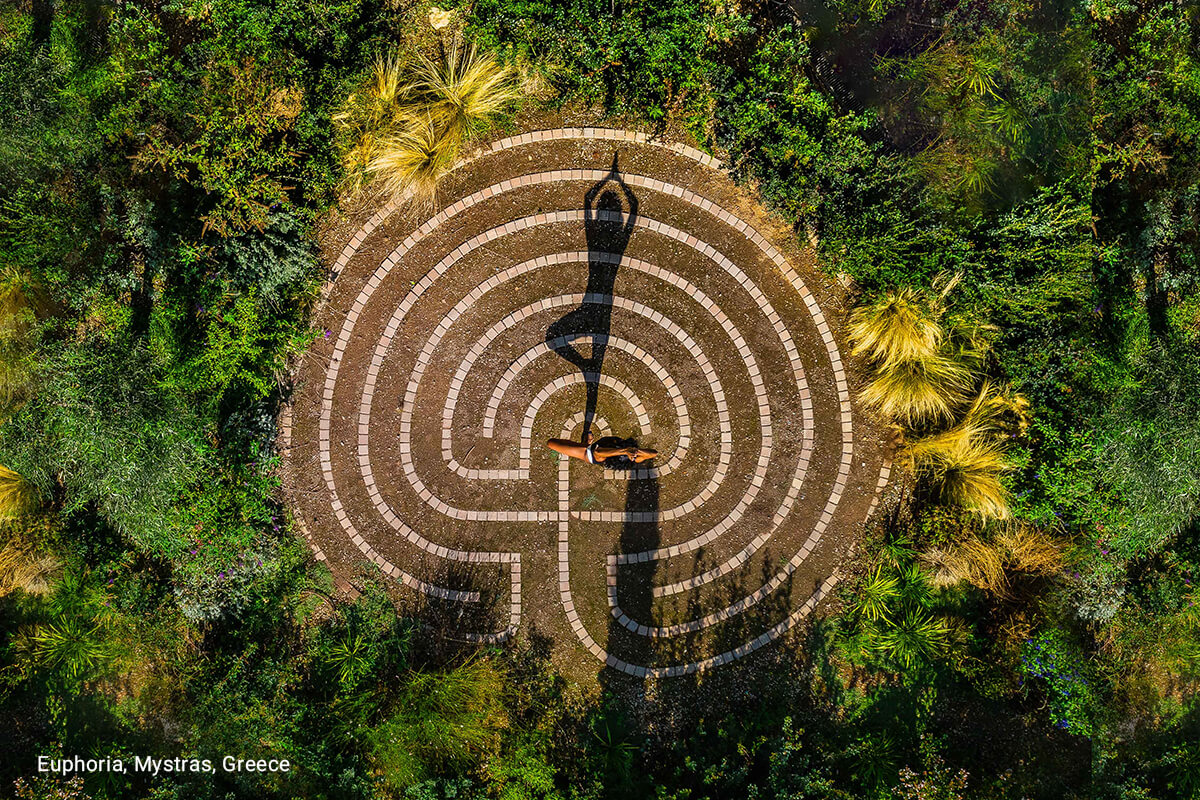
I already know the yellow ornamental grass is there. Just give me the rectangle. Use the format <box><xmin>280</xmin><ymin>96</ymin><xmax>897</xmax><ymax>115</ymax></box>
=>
<box><xmin>905</xmin><ymin>424</ymin><xmax>1013</xmax><ymax>519</ymax></box>
<box><xmin>366</xmin><ymin>114</ymin><xmax>459</xmax><ymax>207</ymax></box>
<box><xmin>334</xmin><ymin>53</ymin><xmax>414</xmax><ymax>195</ymax></box>
<box><xmin>336</xmin><ymin>43</ymin><xmax>517</xmax><ymax>204</ymax></box>
<box><xmin>0</xmin><ymin>465</ymin><xmax>39</xmax><ymax>520</ymax></box>
<box><xmin>413</xmin><ymin>42</ymin><xmax>520</xmax><ymax>144</ymax></box>
<box><xmin>927</xmin><ymin>537</ymin><xmax>1008</xmax><ymax>593</ymax></box>
<box><xmin>925</xmin><ymin>525</ymin><xmax>1063</xmax><ymax>595</ymax></box>
<box><xmin>860</xmin><ymin>352</ymin><xmax>974</xmax><ymax>426</ymax></box>
<box><xmin>849</xmin><ymin>286</ymin><xmax>945</xmax><ymax>367</ymax></box>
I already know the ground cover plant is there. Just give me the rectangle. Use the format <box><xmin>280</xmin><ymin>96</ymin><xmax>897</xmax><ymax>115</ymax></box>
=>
<box><xmin>0</xmin><ymin>0</ymin><xmax>1197</xmax><ymax>799</ymax></box>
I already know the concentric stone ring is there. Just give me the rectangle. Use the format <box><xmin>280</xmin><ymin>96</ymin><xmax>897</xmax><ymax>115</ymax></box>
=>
<box><xmin>285</xmin><ymin>128</ymin><xmax>890</xmax><ymax>677</ymax></box>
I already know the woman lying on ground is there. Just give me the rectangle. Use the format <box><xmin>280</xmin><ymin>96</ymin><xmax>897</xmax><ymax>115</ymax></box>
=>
<box><xmin>546</xmin><ymin>432</ymin><xmax>657</xmax><ymax>467</ymax></box>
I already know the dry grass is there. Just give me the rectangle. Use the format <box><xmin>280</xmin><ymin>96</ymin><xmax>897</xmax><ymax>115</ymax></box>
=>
<box><xmin>336</xmin><ymin>43</ymin><xmax>517</xmax><ymax>204</ymax></box>
<box><xmin>860</xmin><ymin>353</ymin><xmax>974</xmax><ymax>426</ymax></box>
<box><xmin>0</xmin><ymin>538</ymin><xmax>60</xmax><ymax>597</ymax></box>
<box><xmin>996</xmin><ymin>525</ymin><xmax>1065</xmax><ymax>575</ymax></box>
<box><xmin>905</xmin><ymin>424</ymin><xmax>1013</xmax><ymax>519</ymax></box>
<box><xmin>0</xmin><ymin>465</ymin><xmax>39</xmax><ymax>520</ymax></box>
<box><xmin>0</xmin><ymin>279</ymin><xmax>39</xmax><ymax>410</ymax></box>
<box><xmin>926</xmin><ymin>524</ymin><xmax>1064</xmax><ymax>595</ymax></box>
<box><xmin>928</xmin><ymin>537</ymin><xmax>1008</xmax><ymax>593</ymax></box>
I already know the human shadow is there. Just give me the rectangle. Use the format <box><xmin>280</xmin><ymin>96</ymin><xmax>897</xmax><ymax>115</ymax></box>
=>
<box><xmin>546</xmin><ymin>154</ymin><xmax>638</xmax><ymax>441</ymax></box>
<box><xmin>598</xmin><ymin>445</ymin><xmax>659</xmax><ymax>776</ymax></box>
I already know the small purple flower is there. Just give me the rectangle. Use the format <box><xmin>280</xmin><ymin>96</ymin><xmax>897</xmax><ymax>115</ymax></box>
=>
<box><xmin>324</xmin><ymin>329</ymin><xmax>332</xmax><ymax>339</ymax></box>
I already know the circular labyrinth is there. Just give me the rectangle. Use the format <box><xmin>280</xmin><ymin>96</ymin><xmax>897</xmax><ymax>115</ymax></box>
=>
<box><xmin>286</xmin><ymin>128</ymin><xmax>890</xmax><ymax>678</ymax></box>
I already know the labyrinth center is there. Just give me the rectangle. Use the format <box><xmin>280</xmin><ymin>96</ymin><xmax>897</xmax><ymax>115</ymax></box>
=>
<box><xmin>290</xmin><ymin>128</ymin><xmax>889</xmax><ymax>677</ymax></box>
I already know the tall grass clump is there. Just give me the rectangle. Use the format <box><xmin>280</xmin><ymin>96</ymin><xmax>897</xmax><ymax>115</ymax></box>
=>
<box><xmin>850</xmin><ymin>277</ymin><xmax>1025</xmax><ymax>519</ymax></box>
<box><xmin>925</xmin><ymin>524</ymin><xmax>1065</xmax><ymax>595</ymax></box>
<box><xmin>905</xmin><ymin>422</ymin><xmax>1013</xmax><ymax>520</ymax></box>
<box><xmin>0</xmin><ymin>464</ymin><xmax>40</xmax><ymax>520</ymax></box>
<box><xmin>850</xmin><ymin>274</ymin><xmax>976</xmax><ymax>426</ymax></box>
<box><xmin>368</xmin><ymin>657</ymin><xmax>509</xmax><ymax>790</ymax></box>
<box><xmin>0</xmin><ymin>536</ymin><xmax>60</xmax><ymax>597</ymax></box>
<box><xmin>335</xmin><ymin>42</ymin><xmax>517</xmax><ymax>206</ymax></box>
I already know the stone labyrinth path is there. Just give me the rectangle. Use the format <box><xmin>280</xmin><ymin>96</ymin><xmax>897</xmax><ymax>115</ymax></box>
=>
<box><xmin>286</xmin><ymin>128</ymin><xmax>890</xmax><ymax>678</ymax></box>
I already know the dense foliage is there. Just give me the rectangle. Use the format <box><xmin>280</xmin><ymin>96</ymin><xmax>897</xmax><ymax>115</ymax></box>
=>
<box><xmin>2</xmin><ymin>0</ymin><xmax>1198</xmax><ymax>799</ymax></box>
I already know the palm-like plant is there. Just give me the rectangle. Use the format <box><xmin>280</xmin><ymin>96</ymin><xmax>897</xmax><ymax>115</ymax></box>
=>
<box><xmin>855</xmin><ymin>566</ymin><xmax>900</xmax><ymax>622</ymax></box>
<box><xmin>327</xmin><ymin>631</ymin><xmax>372</xmax><ymax>687</ymax></box>
<box><xmin>32</xmin><ymin>618</ymin><xmax>109</xmax><ymax>679</ymax></box>
<box><xmin>872</xmin><ymin>607</ymin><xmax>950</xmax><ymax>670</ymax></box>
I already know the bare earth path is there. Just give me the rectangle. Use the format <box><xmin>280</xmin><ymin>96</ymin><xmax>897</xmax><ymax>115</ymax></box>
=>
<box><xmin>283</xmin><ymin>128</ymin><xmax>890</xmax><ymax>679</ymax></box>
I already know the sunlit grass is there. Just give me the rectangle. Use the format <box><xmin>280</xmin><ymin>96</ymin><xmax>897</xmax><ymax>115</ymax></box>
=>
<box><xmin>336</xmin><ymin>43</ymin><xmax>517</xmax><ymax>204</ymax></box>
<box><xmin>0</xmin><ymin>465</ymin><xmax>39</xmax><ymax>520</ymax></box>
<box><xmin>860</xmin><ymin>352</ymin><xmax>974</xmax><ymax>426</ymax></box>
<box><xmin>905</xmin><ymin>424</ymin><xmax>1013</xmax><ymax>519</ymax></box>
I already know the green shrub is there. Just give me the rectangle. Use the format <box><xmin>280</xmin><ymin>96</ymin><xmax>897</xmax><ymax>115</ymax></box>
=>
<box><xmin>1094</xmin><ymin>341</ymin><xmax>1200</xmax><ymax>561</ymax></box>
<box><xmin>217</xmin><ymin>211</ymin><xmax>318</xmax><ymax>302</ymax></box>
<box><xmin>1019</xmin><ymin>629</ymin><xmax>1099</xmax><ymax>738</ymax></box>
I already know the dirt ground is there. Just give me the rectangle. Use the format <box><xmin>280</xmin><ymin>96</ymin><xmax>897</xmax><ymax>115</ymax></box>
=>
<box><xmin>280</xmin><ymin>114</ymin><xmax>890</xmax><ymax>685</ymax></box>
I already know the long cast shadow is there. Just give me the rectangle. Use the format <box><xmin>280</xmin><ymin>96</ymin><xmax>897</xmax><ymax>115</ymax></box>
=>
<box><xmin>596</xmin><ymin>450</ymin><xmax>659</xmax><ymax>795</ymax></box>
<box><xmin>546</xmin><ymin>154</ymin><xmax>638</xmax><ymax>441</ymax></box>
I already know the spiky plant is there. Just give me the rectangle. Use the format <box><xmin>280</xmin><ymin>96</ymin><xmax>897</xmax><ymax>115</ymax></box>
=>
<box><xmin>855</xmin><ymin>566</ymin><xmax>900</xmax><ymax>622</ymax></box>
<box><xmin>872</xmin><ymin>607</ymin><xmax>950</xmax><ymax>670</ymax></box>
<box><xmin>906</xmin><ymin>426</ymin><xmax>1012</xmax><ymax>519</ymax></box>
<box><xmin>0</xmin><ymin>465</ymin><xmax>39</xmax><ymax>520</ymax></box>
<box><xmin>327</xmin><ymin>631</ymin><xmax>372</xmax><ymax>687</ymax></box>
<box><xmin>859</xmin><ymin>351</ymin><xmax>974</xmax><ymax>426</ymax></box>
<box><xmin>366</xmin><ymin>114</ymin><xmax>459</xmax><ymax>206</ymax></box>
<box><xmin>413</xmin><ymin>41</ymin><xmax>519</xmax><ymax>145</ymax></box>
<box><xmin>32</xmin><ymin>618</ymin><xmax>109</xmax><ymax>679</ymax></box>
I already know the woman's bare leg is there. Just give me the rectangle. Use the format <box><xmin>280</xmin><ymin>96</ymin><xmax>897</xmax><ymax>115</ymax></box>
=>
<box><xmin>547</xmin><ymin>438</ymin><xmax>590</xmax><ymax>463</ymax></box>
